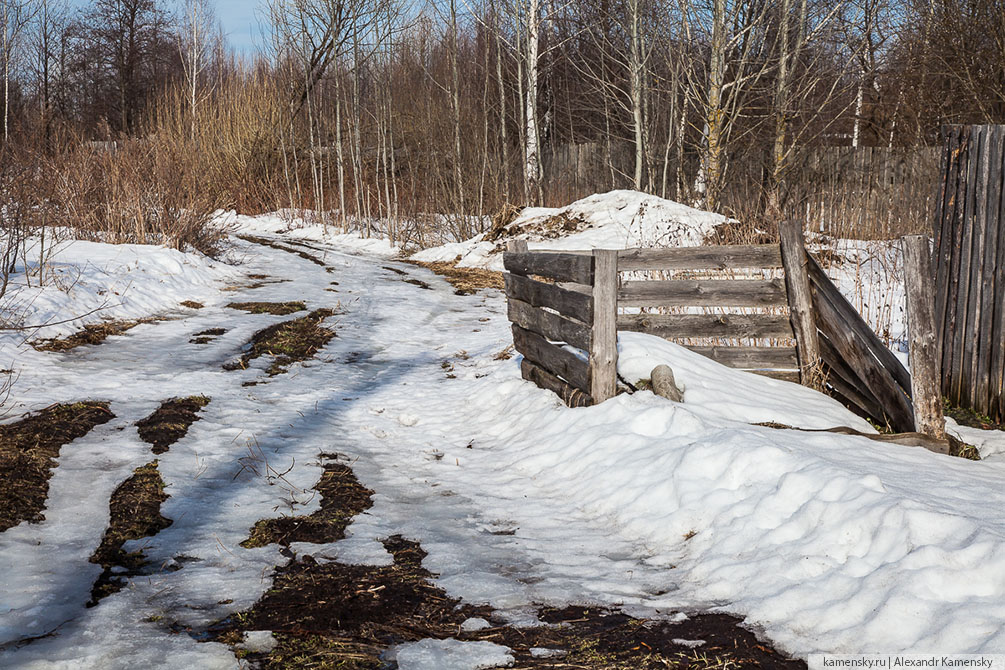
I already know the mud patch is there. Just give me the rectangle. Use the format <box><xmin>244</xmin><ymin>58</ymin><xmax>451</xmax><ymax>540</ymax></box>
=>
<box><xmin>227</xmin><ymin>301</ymin><xmax>307</xmax><ymax>316</ymax></box>
<box><xmin>224</xmin><ymin>308</ymin><xmax>337</xmax><ymax>375</ymax></box>
<box><xmin>0</xmin><ymin>402</ymin><xmax>114</xmax><ymax>531</ymax></box>
<box><xmin>190</xmin><ymin>328</ymin><xmax>227</xmax><ymax>345</ymax></box>
<box><xmin>88</xmin><ymin>461</ymin><xmax>172</xmax><ymax>605</ymax></box>
<box><xmin>180</xmin><ymin>301</ymin><xmax>204</xmax><ymax>309</ymax></box>
<box><xmin>32</xmin><ymin>320</ymin><xmax>154</xmax><ymax>351</ymax></box>
<box><xmin>136</xmin><ymin>396</ymin><xmax>211</xmax><ymax>455</ymax></box>
<box><xmin>404</xmin><ymin>278</ymin><xmax>432</xmax><ymax>290</ymax></box>
<box><xmin>241</xmin><ymin>462</ymin><xmax>373</xmax><ymax>548</ymax></box>
<box><xmin>405</xmin><ymin>260</ymin><xmax>503</xmax><ymax>295</ymax></box>
<box><xmin>238</xmin><ymin>234</ymin><xmax>327</xmax><ymax>267</ymax></box>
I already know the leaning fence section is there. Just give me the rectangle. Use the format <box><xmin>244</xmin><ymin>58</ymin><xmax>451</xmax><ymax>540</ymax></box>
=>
<box><xmin>932</xmin><ymin>124</ymin><xmax>1005</xmax><ymax>422</ymax></box>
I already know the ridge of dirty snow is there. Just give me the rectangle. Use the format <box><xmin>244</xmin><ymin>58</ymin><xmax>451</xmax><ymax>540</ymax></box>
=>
<box><xmin>218</xmin><ymin>210</ymin><xmax>402</xmax><ymax>258</ymax></box>
<box><xmin>411</xmin><ymin>190</ymin><xmax>727</xmax><ymax>271</ymax></box>
<box><xmin>0</xmin><ymin>238</ymin><xmax>241</xmax><ymax>345</ymax></box>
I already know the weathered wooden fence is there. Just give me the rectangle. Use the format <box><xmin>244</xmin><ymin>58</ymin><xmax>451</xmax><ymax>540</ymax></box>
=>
<box><xmin>503</xmin><ymin>229</ymin><xmax>922</xmax><ymax>433</ymax></box>
<box><xmin>932</xmin><ymin>124</ymin><xmax>1005</xmax><ymax>422</ymax></box>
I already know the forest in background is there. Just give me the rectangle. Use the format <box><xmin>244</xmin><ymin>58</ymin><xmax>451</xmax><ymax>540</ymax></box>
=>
<box><xmin>1</xmin><ymin>0</ymin><xmax>1005</xmax><ymax>257</ymax></box>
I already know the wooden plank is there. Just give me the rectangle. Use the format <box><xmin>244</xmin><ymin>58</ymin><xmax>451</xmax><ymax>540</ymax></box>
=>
<box><xmin>902</xmin><ymin>235</ymin><xmax>946</xmax><ymax>439</ymax></box>
<box><xmin>778</xmin><ymin>219</ymin><xmax>823</xmax><ymax>389</ymax></box>
<box><xmin>507</xmin><ymin>239</ymin><xmax>529</xmax><ymax>253</ymax></box>
<box><xmin>809</xmin><ymin>263</ymin><xmax>915</xmax><ymax>431</ymax></box>
<box><xmin>503</xmin><ymin>251</ymin><xmax>595</xmax><ymax>285</ymax></box>
<box><xmin>949</xmin><ymin>124</ymin><xmax>981</xmax><ymax>403</ymax></box>
<box><xmin>933</xmin><ymin>126</ymin><xmax>963</xmax><ymax>367</ymax></box>
<box><xmin>818</xmin><ymin>334</ymin><xmax>884</xmax><ymax>420</ymax></box>
<box><xmin>941</xmin><ymin>126</ymin><xmax>971</xmax><ymax>397</ymax></box>
<box><xmin>504</xmin><ymin>273</ymin><xmax>593</xmax><ymax>324</ymax></box>
<box><xmin>963</xmin><ymin>125</ymin><xmax>991</xmax><ymax>409</ymax></box>
<box><xmin>616</xmin><ymin>245</ymin><xmax>782</xmax><ymax>271</ymax></box>
<box><xmin>993</xmin><ymin>130</ymin><xmax>1005</xmax><ymax>422</ymax></box>
<box><xmin>975</xmin><ymin>126</ymin><xmax>1004</xmax><ymax>415</ymax></box>
<box><xmin>589</xmin><ymin>249</ymin><xmax>619</xmax><ymax>403</ymax></box>
<box><xmin>507</xmin><ymin>298</ymin><xmax>591</xmax><ymax>351</ymax></box>
<box><xmin>806</xmin><ymin>256</ymin><xmax>912</xmax><ymax>393</ymax></box>
<box><xmin>618</xmin><ymin>279</ymin><xmax>788</xmax><ymax>308</ymax></box>
<box><xmin>684</xmin><ymin>346</ymin><xmax>798</xmax><ymax>369</ymax></box>
<box><xmin>752</xmin><ymin>370</ymin><xmax>801</xmax><ymax>383</ymax></box>
<box><xmin>616</xmin><ymin>313</ymin><xmax>793</xmax><ymax>339</ymax></box>
<box><xmin>521</xmin><ymin>359</ymin><xmax>592</xmax><ymax>408</ymax></box>
<box><xmin>511</xmin><ymin>324</ymin><xmax>591</xmax><ymax>392</ymax></box>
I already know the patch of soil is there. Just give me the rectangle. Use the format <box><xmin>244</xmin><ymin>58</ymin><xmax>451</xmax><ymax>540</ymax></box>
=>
<box><xmin>405</xmin><ymin>260</ymin><xmax>503</xmax><ymax>295</ymax></box>
<box><xmin>0</xmin><ymin>402</ymin><xmax>114</xmax><ymax>532</ymax></box>
<box><xmin>404</xmin><ymin>278</ymin><xmax>432</xmax><ymax>290</ymax></box>
<box><xmin>944</xmin><ymin>399</ymin><xmax>1003</xmax><ymax>432</ymax></box>
<box><xmin>191</xmin><ymin>328</ymin><xmax>227</xmax><ymax>345</ymax></box>
<box><xmin>241</xmin><ymin>463</ymin><xmax>373</xmax><ymax>548</ymax></box>
<box><xmin>382</xmin><ymin>266</ymin><xmax>408</xmax><ymax>276</ymax></box>
<box><xmin>226</xmin><ymin>301</ymin><xmax>307</xmax><ymax>316</ymax></box>
<box><xmin>180</xmin><ymin>301</ymin><xmax>204</xmax><ymax>309</ymax></box>
<box><xmin>32</xmin><ymin>319</ymin><xmax>154</xmax><ymax>352</ymax></box>
<box><xmin>136</xmin><ymin>396</ymin><xmax>211</xmax><ymax>455</ymax></box>
<box><xmin>224</xmin><ymin>308</ymin><xmax>337</xmax><ymax>376</ymax></box>
<box><xmin>238</xmin><ymin>234</ymin><xmax>327</xmax><ymax>267</ymax></box>
<box><xmin>216</xmin><ymin>460</ymin><xmax>804</xmax><ymax>670</ymax></box>
<box><xmin>88</xmin><ymin>461</ymin><xmax>172</xmax><ymax>605</ymax></box>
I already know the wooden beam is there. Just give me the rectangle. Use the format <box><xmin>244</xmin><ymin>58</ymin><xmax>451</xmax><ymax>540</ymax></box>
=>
<box><xmin>684</xmin><ymin>345</ymin><xmax>798</xmax><ymax>369</ymax></box>
<box><xmin>521</xmin><ymin>359</ymin><xmax>592</xmax><ymax>408</ymax></box>
<box><xmin>589</xmin><ymin>249</ymin><xmax>619</xmax><ymax>403</ymax></box>
<box><xmin>507</xmin><ymin>298</ymin><xmax>591</xmax><ymax>351</ymax></box>
<box><xmin>504</xmin><ymin>251</ymin><xmax>594</xmax><ymax>285</ymax></box>
<box><xmin>778</xmin><ymin>219</ymin><xmax>823</xmax><ymax>390</ymax></box>
<box><xmin>511</xmin><ymin>324</ymin><xmax>591</xmax><ymax>392</ymax></box>
<box><xmin>616</xmin><ymin>245</ymin><xmax>783</xmax><ymax>272</ymax></box>
<box><xmin>901</xmin><ymin>235</ymin><xmax>946</xmax><ymax>439</ymax></box>
<box><xmin>618</xmin><ymin>279</ymin><xmax>788</xmax><ymax>308</ymax></box>
<box><xmin>616</xmin><ymin>313</ymin><xmax>793</xmax><ymax>339</ymax></box>
<box><xmin>504</xmin><ymin>273</ymin><xmax>593</xmax><ymax>324</ymax></box>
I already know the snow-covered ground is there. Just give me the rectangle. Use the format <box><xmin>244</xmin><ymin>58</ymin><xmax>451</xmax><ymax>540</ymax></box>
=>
<box><xmin>2</xmin><ymin>203</ymin><xmax>1005</xmax><ymax>668</ymax></box>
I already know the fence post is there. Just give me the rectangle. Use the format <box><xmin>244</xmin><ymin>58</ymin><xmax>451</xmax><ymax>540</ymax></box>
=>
<box><xmin>902</xmin><ymin>235</ymin><xmax>946</xmax><ymax>439</ymax></box>
<box><xmin>778</xmin><ymin>219</ymin><xmax>823</xmax><ymax>390</ymax></box>
<box><xmin>590</xmin><ymin>249</ymin><xmax>619</xmax><ymax>403</ymax></box>
<box><xmin>507</xmin><ymin>239</ymin><xmax>528</xmax><ymax>253</ymax></box>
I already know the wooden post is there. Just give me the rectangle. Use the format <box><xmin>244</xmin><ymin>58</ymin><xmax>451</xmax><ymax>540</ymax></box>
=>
<box><xmin>902</xmin><ymin>235</ymin><xmax>946</xmax><ymax>439</ymax></box>
<box><xmin>590</xmin><ymin>249</ymin><xmax>618</xmax><ymax>403</ymax></box>
<box><xmin>778</xmin><ymin>219</ymin><xmax>823</xmax><ymax>390</ymax></box>
<box><xmin>507</xmin><ymin>239</ymin><xmax>528</xmax><ymax>253</ymax></box>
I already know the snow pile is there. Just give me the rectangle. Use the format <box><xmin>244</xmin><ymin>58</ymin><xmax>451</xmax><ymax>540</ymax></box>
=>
<box><xmin>390</xmin><ymin>638</ymin><xmax>514</xmax><ymax>670</ymax></box>
<box><xmin>0</xmin><ymin>237</ymin><xmax>240</xmax><ymax>344</ymax></box>
<box><xmin>221</xmin><ymin>210</ymin><xmax>401</xmax><ymax>258</ymax></box>
<box><xmin>411</xmin><ymin>190</ymin><xmax>727</xmax><ymax>271</ymax></box>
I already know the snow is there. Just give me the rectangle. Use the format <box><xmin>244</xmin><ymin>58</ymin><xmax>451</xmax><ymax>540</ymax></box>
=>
<box><xmin>219</xmin><ymin>210</ymin><xmax>402</xmax><ymax>258</ymax></box>
<box><xmin>390</xmin><ymin>638</ymin><xmax>514</xmax><ymax>670</ymax></box>
<box><xmin>2</xmin><ymin>215</ymin><xmax>1005</xmax><ymax>668</ymax></box>
<box><xmin>411</xmin><ymin>190</ymin><xmax>727</xmax><ymax>271</ymax></box>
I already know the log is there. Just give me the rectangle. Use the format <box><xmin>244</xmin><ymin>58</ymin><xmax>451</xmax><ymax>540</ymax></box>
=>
<box><xmin>616</xmin><ymin>245</ymin><xmax>782</xmax><ymax>271</ymax></box>
<box><xmin>521</xmin><ymin>359</ymin><xmax>592</xmax><ymax>408</ymax></box>
<box><xmin>589</xmin><ymin>249</ymin><xmax>619</xmax><ymax>403</ymax></box>
<box><xmin>902</xmin><ymin>235</ymin><xmax>946</xmax><ymax>439</ymax></box>
<box><xmin>778</xmin><ymin>219</ymin><xmax>823</xmax><ymax>389</ymax></box>
<box><xmin>511</xmin><ymin>324</ymin><xmax>591</xmax><ymax>392</ymax></box>
<box><xmin>651</xmin><ymin>365</ymin><xmax>683</xmax><ymax>401</ymax></box>
<box><xmin>618</xmin><ymin>279</ymin><xmax>788</xmax><ymax>308</ymax></box>
<box><xmin>684</xmin><ymin>345</ymin><xmax>798</xmax><ymax>369</ymax></box>
<box><xmin>616</xmin><ymin>312</ymin><xmax>794</xmax><ymax>340</ymax></box>
<box><xmin>507</xmin><ymin>298</ymin><xmax>591</xmax><ymax>351</ymax></box>
<box><xmin>504</xmin><ymin>251</ymin><xmax>594</xmax><ymax>285</ymax></box>
<box><xmin>504</xmin><ymin>273</ymin><xmax>593</xmax><ymax>324</ymax></box>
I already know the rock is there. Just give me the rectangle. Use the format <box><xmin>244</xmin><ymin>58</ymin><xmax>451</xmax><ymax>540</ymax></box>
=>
<box><xmin>651</xmin><ymin>365</ymin><xmax>684</xmax><ymax>402</ymax></box>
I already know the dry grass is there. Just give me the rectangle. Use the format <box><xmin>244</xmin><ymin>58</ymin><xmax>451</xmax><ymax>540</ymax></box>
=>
<box><xmin>225</xmin><ymin>308</ymin><xmax>338</xmax><ymax>375</ymax></box>
<box><xmin>135</xmin><ymin>396</ymin><xmax>211</xmax><ymax>455</ymax></box>
<box><xmin>32</xmin><ymin>319</ymin><xmax>154</xmax><ymax>352</ymax></box>
<box><xmin>0</xmin><ymin>402</ymin><xmax>114</xmax><ymax>531</ymax></box>
<box><xmin>226</xmin><ymin>301</ymin><xmax>307</xmax><ymax>316</ymax></box>
<box><xmin>405</xmin><ymin>260</ymin><xmax>503</xmax><ymax>295</ymax></box>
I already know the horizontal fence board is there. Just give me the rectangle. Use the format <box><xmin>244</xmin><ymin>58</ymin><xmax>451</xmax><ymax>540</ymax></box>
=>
<box><xmin>511</xmin><ymin>324</ymin><xmax>591</xmax><ymax>392</ymax></box>
<box><xmin>505</xmin><ymin>273</ymin><xmax>593</xmax><ymax>324</ymax></box>
<box><xmin>617</xmin><ymin>313</ymin><xmax>793</xmax><ymax>339</ymax></box>
<box><xmin>618</xmin><ymin>279</ymin><xmax>788</xmax><ymax>308</ymax></box>
<box><xmin>508</xmin><ymin>298</ymin><xmax>592</xmax><ymax>350</ymax></box>
<box><xmin>521</xmin><ymin>359</ymin><xmax>592</xmax><ymax>407</ymax></box>
<box><xmin>617</xmin><ymin>245</ymin><xmax>783</xmax><ymax>271</ymax></box>
<box><xmin>503</xmin><ymin>251</ymin><xmax>595</xmax><ymax>285</ymax></box>
<box><xmin>684</xmin><ymin>345</ymin><xmax>798</xmax><ymax>369</ymax></box>
<box><xmin>753</xmin><ymin>370</ymin><xmax>801</xmax><ymax>383</ymax></box>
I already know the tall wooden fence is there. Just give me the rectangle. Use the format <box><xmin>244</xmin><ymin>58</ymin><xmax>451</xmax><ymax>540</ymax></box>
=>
<box><xmin>932</xmin><ymin>124</ymin><xmax>1005</xmax><ymax>422</ymax></box>
<box><xmin>503</xmin><ymin>233</ymin><xmax>918</xmax><ymax>432</ymax></box>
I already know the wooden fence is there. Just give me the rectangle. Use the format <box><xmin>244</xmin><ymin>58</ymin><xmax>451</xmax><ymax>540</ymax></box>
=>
<box><xmin>932</xmin><ymin>124</ymin><xmax>1005</xmax><ymax>422</ymax></box>
<box><xmin>503</xmin><ymin>228</ymin><xmax>921</xmax><ymax>433</ymax></box>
